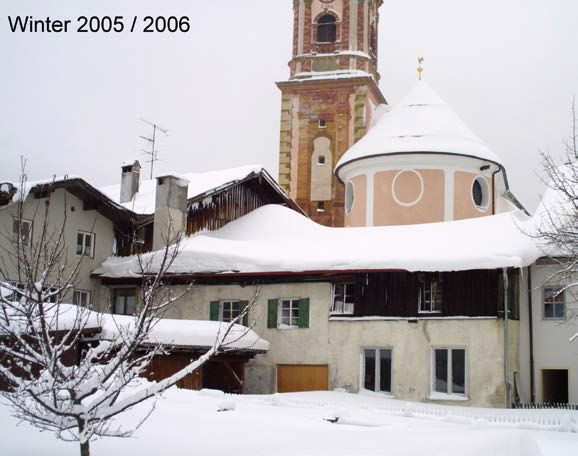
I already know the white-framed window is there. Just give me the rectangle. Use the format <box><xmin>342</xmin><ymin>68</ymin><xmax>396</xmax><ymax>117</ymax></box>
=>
<box><xmin>113</xmin><ymin>288</ymin><xmax>137</xmax><ymax>315</ymax></box>
<box><xmin>418</xmin><ymin>274</ymin><xmax>442</xmax><ymax>313</ymax></box>
<box><xmin>472</xmin><ymin>176</ymin><xmax>489</xmax><ymax>211</ymax></box>
<box><xmin>73</xmin><ymin>289</ymin><xmax>91</xmax><ymax>308</ymax></box>
<box><xmin>221</xmin><ymin>300</ymin><xmax>241</xmax><ymax>323</ymax></box>
<box><xmin>279</xmin><ymin>298</ymin><xmax>300</xmax><ymax>328</ymax></box>
<box><xmin>432</xmin><ymin>348</ymin><xmax>466</xmax><ymax>396</ymax></box>
<box><xmin>76</xmin><ymin>231</ymin><xmax>95</xmax><ymax>258</ymax></box>
<box><xmin>362</xmin><ymin>348</ymin><xmax>392</xmax><ymax>394</ymax></box>
<box><xmin>331</xmin><ymin>283</ymin><xmax>355</xmax><ymax>315</ymax></box>
<box><xmin>210</xmin><ymin>300</ymin><xmax>249</xmax><ymax>325</ymax></box>
<box><xmin>543</xmin><ymin>287</ymin><xmax>565</xmax><ymax>320</ymax></box>
<box><xmin>267</xmin><ymin>298</ymin><xmax>309</xmax><ymax>329</ymax></box>
<box><xmin>12</xmin><ymin>218</ymin><xmax>32</xmax><ymax>247</ymax></box>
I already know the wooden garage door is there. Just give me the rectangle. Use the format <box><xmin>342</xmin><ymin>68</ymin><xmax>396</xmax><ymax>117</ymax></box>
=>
<box><xmin>277</xmin><ymin>364</ymin><xmax>328</xmax><ymax>393</ymax></box>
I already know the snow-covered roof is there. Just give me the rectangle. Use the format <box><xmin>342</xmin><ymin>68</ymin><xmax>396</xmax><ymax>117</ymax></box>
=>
<box><xmin>100</xmin><ymin>165</ymin><xmax>268</xmax><ymax>215</ymax></box>
<box><xmin>0</xmin><ymin>176</ymin><xmax>79</xmax><ymax>207</ymax></box>
<box><xmin>0</xmin><ymin>296</ymin><xmax>269</xmax><ymax>352</ymax></box>
<box><xmin>99</xmin><ymin>315</ymin><xmax>269</xmax><ymax>352</ymax></box>
<box><xmin>97</xmin><ymin>204</ymin><xmax>541</xmax><ymax>278</ymax></box>
<box><xmin>336</xmin><ymin>81</ymin><xmax>503</xmax><ymax>174</ymax></box>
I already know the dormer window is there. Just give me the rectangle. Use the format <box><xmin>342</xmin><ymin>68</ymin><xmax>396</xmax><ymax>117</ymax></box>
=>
<box><xmin>317</xmin><ymin>15</ymin><xmax>337</xmax><ymax>43</ymax></box>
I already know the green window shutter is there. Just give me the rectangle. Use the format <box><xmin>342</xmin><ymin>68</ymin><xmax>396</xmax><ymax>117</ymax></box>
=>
<box><xmin>239</xmin><ymin>300</ymin><xmax>249</xmax><ymax>326</ymax></box>
<box><xmin>210</xmin><ymin>301</ymin><xmax>220</xmax><ymax>321</ymax></box>
<box><xmin>299</xmin><ymin>298</ymin><xmax>310</xmax><ymax>329</ymax></box>
<box><xmin>267</xmin><ymin>299</ymin><xmax>278</xmax><ymax>328</ymax></box>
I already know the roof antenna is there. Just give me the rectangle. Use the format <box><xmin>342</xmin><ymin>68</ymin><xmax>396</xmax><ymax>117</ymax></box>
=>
<box><xmin>139</xmin><ymin>118</ymin><xmax>169</xmax><ymax>179</ymax></box>
<box><xmin>417</xmin><ymin>56</ymin><xmax>424</xmax><ymax>81</ymax></box>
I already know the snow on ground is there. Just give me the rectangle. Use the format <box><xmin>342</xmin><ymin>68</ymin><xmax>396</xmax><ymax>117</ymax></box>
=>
<box><xmin>1</xmin><ymin>389</ymin><xmax>577</xmax><ymax>456</ymax></box>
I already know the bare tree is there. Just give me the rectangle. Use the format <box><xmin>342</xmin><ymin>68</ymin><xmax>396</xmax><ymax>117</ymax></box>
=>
<box><xmin>0</xmin><ymin>167</ymin><xmax>256</xmax><ymax>456</ymax></box>
<box><xmin>532</xmin><ymin>98</ymin><xmax>577</xmax><ymax>298</ymax></box>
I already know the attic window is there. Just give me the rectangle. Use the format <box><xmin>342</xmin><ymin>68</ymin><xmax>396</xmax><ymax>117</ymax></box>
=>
<box><xmin>317</xmin><ymin>15</ymin><xmax>337</xmax><ymax>43</ymax></box>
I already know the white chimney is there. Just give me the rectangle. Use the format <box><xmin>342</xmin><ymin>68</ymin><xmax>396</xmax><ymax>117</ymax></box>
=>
<box><xmin>153</xmin><ymin>175</ymin><xmax>189</xmax><ymax>250</ymax></box>
<box><xmin>120</xmin><ymin>160</ymin><xmax>141</xmax><ymax>203</ymax></box>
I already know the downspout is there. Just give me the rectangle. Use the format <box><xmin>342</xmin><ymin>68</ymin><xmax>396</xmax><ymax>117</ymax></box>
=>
<box><xmin>528</xmin><ymin>265</ymin><xmax>535</xmax><ymax>403</ymax></box>
<box><xmin>491</xmin><ymin>166</ymin><xmax>502</xmax><ymax>215</ymax></box>
<box><xmin>502</xmin><ymin>268</ymin><xmax>511</xmax><ymax>408</ymax></box>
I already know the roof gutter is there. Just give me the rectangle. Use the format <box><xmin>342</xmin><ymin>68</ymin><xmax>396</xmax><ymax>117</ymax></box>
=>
<box><xmin>334</xmin><ymin>151</ymin><xmax>504</xmax><ymax>183</ymax></box>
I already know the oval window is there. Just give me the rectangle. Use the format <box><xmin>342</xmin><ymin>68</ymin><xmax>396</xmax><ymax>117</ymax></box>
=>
<box><xmin>472</xmin><ymin>176</ymin><xmax>489</xmax><ymax>210</ymax></box>
<box><xmin>345</xmin><ymin>181</ymin><xmax>355</xmax><ymax>214</ymax></box>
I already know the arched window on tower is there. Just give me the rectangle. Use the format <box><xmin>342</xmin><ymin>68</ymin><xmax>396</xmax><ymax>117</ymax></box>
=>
<box><xmin>317</xmin><ymin>15</ymin><xmax>337</xmax><ymax>43</ymax></box>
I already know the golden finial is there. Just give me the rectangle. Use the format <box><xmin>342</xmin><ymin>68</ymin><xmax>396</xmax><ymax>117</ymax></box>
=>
<box><xmin>417</xmin><ymin>56</ymin><xmax>424</xmax><ymax>81</ymax></box>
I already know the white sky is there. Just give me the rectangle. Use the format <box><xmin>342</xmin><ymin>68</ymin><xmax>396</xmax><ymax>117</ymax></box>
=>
<box><xmin>1</xmin><ymin>0</ymin><xmax>577</xmax><ymax>211</ymax></box>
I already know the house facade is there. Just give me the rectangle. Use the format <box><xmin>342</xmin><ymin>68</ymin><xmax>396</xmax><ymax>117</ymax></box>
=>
<box><xmin>92</xmin><ymin>0</ymin><xmax>552</xmax><ymax>408</ymax></box>
<box><xmin>0</xmin><ymin>178</ymin><xmax>135</xmax><ymax>308</ymax></box>
<box><xmin>517</xmin><ymin>262</ymin><xmax>578</xmax><ymax>405</ymax></box>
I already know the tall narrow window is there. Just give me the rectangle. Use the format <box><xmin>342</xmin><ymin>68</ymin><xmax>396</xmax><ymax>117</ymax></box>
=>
<box><xmin>418</xmin><ymin>273</ymin><xmax>442</xmax><ymax>313</ymax></box>
<box><xmin>76</xmin><ymin>232</ymin><xmax>95</xmax><ymax>258</ymax></box>
<box><xmin>114</xmin><ymin>288</ymin><xmax>137</xmax><ymax>315</ymax></box>
<box><xmin>363</xmin><ymin>348</ymin><xmax>392</xmax><ymax>394</ymax></box>
<box><xmin>317</xmin><ymin>15</ymin><xmax>337</xmax><ymax>43</ymax></box>
<box><xmin>12</xmin><ymin>218</ymin><xmax>32</xmax><ymax>247</ymax></box>
<box><xmin>433</xmin><ymin>348</ymin><xmax>466</xmax><ymax>396</ymax></box>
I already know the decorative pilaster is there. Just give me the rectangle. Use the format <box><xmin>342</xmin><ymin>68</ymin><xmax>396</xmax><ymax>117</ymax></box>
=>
<box><xmin>278</xmin><ymin>94</ymin><xmax>294</xmax><ymax>192</ymax></box>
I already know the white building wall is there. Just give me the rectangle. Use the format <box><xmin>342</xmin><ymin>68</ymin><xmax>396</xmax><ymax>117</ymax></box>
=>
<box><xmin>158</xmin><ymin>281</ymin><xmax>511</xmax><ymax>407</ymax></box>
<box><xmin>0</xmin><ymin>188</ymin><xmax>116</xmax><ymax>306</ymax></box>
<box><xmin>525</xmin><ymin>264</ymin><xmax>578</xmax><ymax>404</ymax></box>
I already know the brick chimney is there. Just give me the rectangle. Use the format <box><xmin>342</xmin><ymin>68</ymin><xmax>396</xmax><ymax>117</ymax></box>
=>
<box><xmin>153</xmin><ymin>175</ymin><xmax>189</xmax><ymax>250</ymax></box>
<box><xmin>120</xmin><ymin>160</ymin><xmax>141</xmax><ymax>203</ymax></box>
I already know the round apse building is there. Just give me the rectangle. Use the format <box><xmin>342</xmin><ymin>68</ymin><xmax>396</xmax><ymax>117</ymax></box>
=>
<box><xmin>335</xmin><ymin>81</ymin><xmax>521</xmax><ymax>227</ymax></box>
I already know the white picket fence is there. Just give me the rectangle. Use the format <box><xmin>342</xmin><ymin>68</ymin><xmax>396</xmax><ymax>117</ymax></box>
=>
<box><xmin>241</xmin><ymin>393</ymin><xmax>578</xmax><ymax>433</ymax></box>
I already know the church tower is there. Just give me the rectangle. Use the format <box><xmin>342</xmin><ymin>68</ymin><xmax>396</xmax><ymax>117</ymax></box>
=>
<box><xmin>277</xmin><ymin>0</ymin><xmax>387</xmax><ymax>227</ymax></box>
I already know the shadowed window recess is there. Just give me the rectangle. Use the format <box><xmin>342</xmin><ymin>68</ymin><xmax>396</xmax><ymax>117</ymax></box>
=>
<box><xmin>317</xmin><ymin>15</ymin><xmax>337</xmax><ymax>43</ymax></box>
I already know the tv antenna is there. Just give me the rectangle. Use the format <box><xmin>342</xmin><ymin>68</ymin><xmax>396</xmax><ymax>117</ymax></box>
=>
<box><xmin>139</xmin><ymin>118</ymin><xmax>169</xmax><ymax>179</ymax></box>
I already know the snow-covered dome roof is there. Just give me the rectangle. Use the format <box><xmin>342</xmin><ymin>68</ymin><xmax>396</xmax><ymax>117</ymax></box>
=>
<box><xmin>336</xmin><ymin>81</ymin><xmax>503</xmax><ymax>174</ymax></box>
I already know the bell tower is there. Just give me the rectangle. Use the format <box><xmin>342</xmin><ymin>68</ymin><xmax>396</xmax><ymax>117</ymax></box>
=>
<box><xmin>277</xmin><ymin>0</ymin><xmax>386</xmax><ymax>227</ymax></box>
